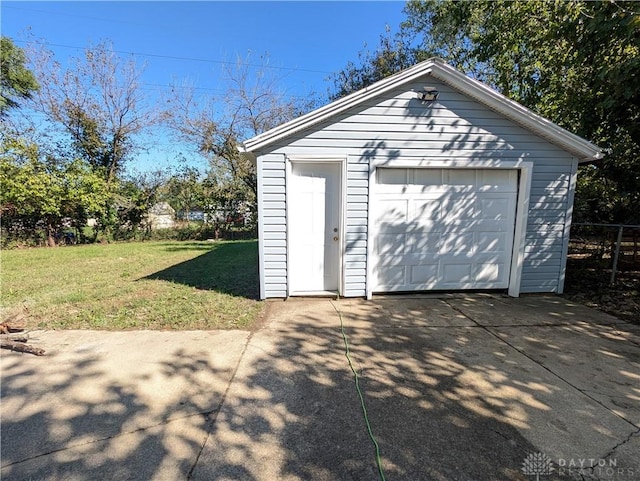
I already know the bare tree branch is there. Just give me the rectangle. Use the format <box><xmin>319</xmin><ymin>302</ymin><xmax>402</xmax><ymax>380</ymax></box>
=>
<box><xmin>165</xmin><ymin>52</ymin><xmax>317</xmax><ymax>201</ymax></box>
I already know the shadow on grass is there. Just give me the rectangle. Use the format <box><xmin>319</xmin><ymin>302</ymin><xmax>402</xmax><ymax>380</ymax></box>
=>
<box><xmin>143</xmin><ymin>240</ymin><xmax>259</xmax><ymax>299</ymax></box>
<box><xmin>151</xmin><ymin>241</ymin><xmax>228</xmax><ymax>252</ymax></box>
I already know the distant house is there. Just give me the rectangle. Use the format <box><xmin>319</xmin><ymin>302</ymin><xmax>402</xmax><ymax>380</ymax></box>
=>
<box><xmin>147</xmin><ymin>202</ymin><xmax>176</xmax><ymax>230</ymax></box>
<box><xmin>242</xmin><ymin>58</ymin><xmax>603</xmax><ymax>300</ymax></box>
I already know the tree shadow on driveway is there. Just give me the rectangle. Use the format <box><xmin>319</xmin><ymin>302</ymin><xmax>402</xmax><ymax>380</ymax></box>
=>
<box><xmin>192</xmin><ymin>297</ymin><xmax>640</xmax><ymax>481</ymax></box>
<box><xmin>0</xmin><ymin>330</ymin><xmax>249</xmax><ymax>481</ymax></box>
<box><xmin>2</xmin><ymin>297</ymin><xmax>638</xmax><ymax>481</ymax></box>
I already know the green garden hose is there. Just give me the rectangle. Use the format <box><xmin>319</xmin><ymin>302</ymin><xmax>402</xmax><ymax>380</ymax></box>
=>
<box><xmin>330</xmin><ymin>300</ymin><xmax>387</xmax><ymax>481</ymax></box>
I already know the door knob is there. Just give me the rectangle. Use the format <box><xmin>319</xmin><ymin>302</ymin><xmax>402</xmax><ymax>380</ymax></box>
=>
<box><xmin>333</xmin><ymin>236</ymin><xmax>339</xmax><ymax>241</ymax></box>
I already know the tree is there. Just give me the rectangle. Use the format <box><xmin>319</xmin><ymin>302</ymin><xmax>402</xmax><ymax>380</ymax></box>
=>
<box><xmin>166</xmin><ymin>54</ymin><xmax>316</xmax><ymax>209</ymax></box>
<box><xmin>331</xmin><ymin>26</ymin><xmax>416</xmax><ymax>100</ymax></box>
<box><xmin>0</xmin><ymin>36</ymin><xmax>39</xmax><ymax>116</ymax></box>
<box><xmin>0</xmin><ymin>136</ymin><xmax>108</xmax><ymax>246</ymax></box>
<box><xmin>113</xmin><ymin>170</ymin><xmax>168</xmax><ymax>239</ymax></box>
<box><xmin>29</xmin><ymin>41</ymin><xmax>156</xmax><ymax>185</ymax></box>
<box><xmin>331</xmin><ymin>0</ymin><xmax>640</xmax><ymax>223</ymax></box>
<box><xmin>201</xmin><ymin>172</ymin><xmax>253</xmax><ymax>238</ymax></box>
<box><xmin>25</xmin><ymin>41</ymin><xmax>162</xmax><ymax>240</ymax></box>
<box><xmin>161</xmin><ymin>163</ymin><xmax>205</xmax><ymax>220</ymax></box>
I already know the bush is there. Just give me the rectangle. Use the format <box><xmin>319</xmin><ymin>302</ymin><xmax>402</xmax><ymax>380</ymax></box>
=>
<box><xmin>1</xmin><ymin>222</ymin><xmax>256</xmax><ymax>249</ymax></box>
<box><xmin>141</xmin><ymin>223</ymin><xmax>256</xmax><ymax>241</ymax></box>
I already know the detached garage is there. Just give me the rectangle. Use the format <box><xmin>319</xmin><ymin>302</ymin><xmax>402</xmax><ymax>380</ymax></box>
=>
<box><xmin>242</xmin><ymin>58</ymin><xmax>602</xmax><ymax>300</ymax></box>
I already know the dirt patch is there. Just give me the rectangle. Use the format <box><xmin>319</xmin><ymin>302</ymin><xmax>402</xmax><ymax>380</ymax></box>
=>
<box><xmin>563</xmin><ymin>255</ymin><xmax>640</xmax><ymax>324</ymax></box>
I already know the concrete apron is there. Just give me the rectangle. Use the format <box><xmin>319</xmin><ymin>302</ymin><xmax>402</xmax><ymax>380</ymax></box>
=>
<box><xmin>192</xmin><ymin>295</ymin><xmax>640</xmax><ymax>481</ymax></box>
<box><xmin>1</xmin><ymin>330</ymin><xmax>251</xmax><ymax>481</ymax></box>
<box><xmin>337</xmin><ymin>296</ymin><xmax>640</xmax><ymax>481</ymax></box>
<box><xmin>2</xmin><ymin>296</ymin><xmax>639</xmax><ymax>481</ymax></box>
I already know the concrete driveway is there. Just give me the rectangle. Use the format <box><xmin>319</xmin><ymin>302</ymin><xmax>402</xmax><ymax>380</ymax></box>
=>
<box><xmin>2</xmin><ymin>295</ymin><xmax>639</xmax><ymax>481</ymax></box>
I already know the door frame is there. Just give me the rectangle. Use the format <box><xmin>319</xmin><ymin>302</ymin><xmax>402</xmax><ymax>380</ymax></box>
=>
<box><xmin>286</xmin><ymin>155</ymin><xmax>346</xmax><ymax>297</ymax></box>
<box><xmin>366</xmin><ymin>158</ymin><xmax>532</xmax><ymax>299</ymax></box>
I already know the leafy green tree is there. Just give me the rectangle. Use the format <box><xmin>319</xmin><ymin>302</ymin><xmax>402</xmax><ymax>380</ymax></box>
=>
<box><xmin>331</xmin><ymin>26</ymin><xmax>416</xmax><ymax>100</ymax></box>
<box><xmin>0</xmin><ymin>36</ymin><xmax>39</xmax><ymax>115</ymax></box>
<box><xmin>0</xmin><ymin>136</ymin><xmax>108</xmax><ymax>246</ymax></box>
<box><xmin>201</xmin><ymin>173</ymin><xmax>253</xmax><ymax>237</ymax></box>
<box><xmin>25</xmin><ymin>41</ymin><xmax>164</xmax><ymax>240</ymax></box>
<box><xmin>112</xmin><ymin>170</ymin><xmax>167</xmax><ymax>239</ymax></box>
<box><xmin>161</xmin><ymin>164</ymin><xmax>205</xmax><ymax>220</ymax></box>
<box><xmin>332</xmin><ymin>0</ymin><xmax>640</xmax><ymax>223</ymax></box>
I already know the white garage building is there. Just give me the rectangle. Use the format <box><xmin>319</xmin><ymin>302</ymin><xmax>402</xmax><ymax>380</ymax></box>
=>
<box><xmin>242</xmin><ymin>58</ymin><xmax>602</xmax><ymax>300</ymax></box>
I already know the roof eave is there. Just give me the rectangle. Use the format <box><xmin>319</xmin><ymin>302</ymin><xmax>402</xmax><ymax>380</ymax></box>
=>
<box><xmin>242</xmin><ymin>57</ymin><xmax>604</xmax><ymax>162</ymax></box>
<box><xmin>428</xmin><ymin>63</ymin><xmax>603</xmax><ymax>162</ymax></box>
<box><xmin>242</xmin><ymin>59</ymin><xmax>445</xmax><ymax>153</ymax></box>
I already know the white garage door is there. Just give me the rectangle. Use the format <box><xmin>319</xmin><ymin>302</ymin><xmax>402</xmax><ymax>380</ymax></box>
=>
<box><xmin>373</xmin><ymin>168</ymin><xmax>518</xmax><ymax>292</ymax></box>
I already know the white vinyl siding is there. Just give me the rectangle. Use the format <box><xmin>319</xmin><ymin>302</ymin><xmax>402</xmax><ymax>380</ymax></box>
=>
<box><xmin>258</xmin><ymin>154</ymin><xmax>287</xmax><ymax>298</ymax></box>
<box><xmin>521</xmin><ymin>160</ymin><xmax>574</xmax><ymax>293</ymax></box>
<box><xmin>255</xmin><ymin>74</ymin><xmax>577</xmax><ymax>297</ymax></box>
<box><xmin>344</xmin><ymin>160</ymin><xmax>369</xmax><ymax>296</ymax></box>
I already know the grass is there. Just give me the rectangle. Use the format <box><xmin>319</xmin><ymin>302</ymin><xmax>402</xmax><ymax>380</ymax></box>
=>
<box><xmin>0</xmin><ymin>240</ymin><xmax>264</xmax><ymax>330</ymax></box>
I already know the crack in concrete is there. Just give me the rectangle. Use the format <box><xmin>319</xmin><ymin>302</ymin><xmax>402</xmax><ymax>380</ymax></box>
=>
<box><xmin>2</xmin><ymin>331</ymin><xmax>256</xmax><ymax>479</ymax></box>
<box><xmin>601</xmin><ymin>428</ymin><xmax>640</xmax><ymax>460</ymax></box>
<box><xmin>186</xmin><ymin>329</ymin><xmax>255</xmax><ymax>481</ymax></box>
<box><xmin>572</xmin><ymin>440</ymin><xmax>640</xmax><ymax>481</ymax></box>
<box><xmin>443</xmin><ymin>299</ymin><xmax>639</xmax><ymax>432</ymax></box>
<box><xmin>1</xmin><ymin>410</ymin><xmax>216</xmax><ymax>469</ymax></box>
<box><xmin>581</xmin><ymin>388</ymin><xmax>637</xmax><ymax>400</ymax></box>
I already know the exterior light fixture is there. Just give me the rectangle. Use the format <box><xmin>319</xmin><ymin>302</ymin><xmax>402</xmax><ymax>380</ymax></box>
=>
<box><xmin>417</xmin><ymin>86</ymin><xmax>439</xmax><ymax>102</ymax></box>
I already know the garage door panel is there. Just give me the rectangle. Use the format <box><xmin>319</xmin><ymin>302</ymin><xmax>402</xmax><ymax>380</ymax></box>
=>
<box><xmin>375</xmin><ymin>259</ymin><xmax>510</xmax><ymax>290</ymax></box>
<box><xmin>374</xmin><ymin>168</ymin><xmax>517</xmax><ymax>292</ymax></box>
<box><xmin>413</xmin><ymin>199</ymin><xmax>442</xmax><ymax>221</ymax></box>
<box><xmin>442</xmin><ymin>198</ymin><xmax>477</xmax><ymax>219</ymax></box>
<box><xmin>477</xmin><ymin>232</ymin><xmax>508</xmax><ymax>254</ymax></box>
<box><xmin>478</xmin><ymin>197</ymin><xmax>513</xmax><ymax>220</ymax></box>
<box><xmin>440</xmin><ymin>261</ymin><xmax>509</xmax><ymax>287</ymax></box>
<box><xmin>378</xmin><ymin>199</ymin><xmax>409</xmax><ymax>222</ymax></box>
<box><xmin>474</xmin><ymin>263</ymin><xmax>505</xmax><ymax>283</ymax></box>
<box><xmin>472</xmin><ymin>218</ymin><xmax>514</xmax><ymax>231</ymax></box>
<box><xmin>439</xmin><ymin>232</ymin><xmax>475</xmax><ymax>254</ymax></box>
<box><xmin>444</xmin><ymin>169</ymin><xmax>477</xmax><ymax>187</ymax></box>
<box><xmin>410</xmin><ymin>264</ymin><xmax>439</xmax><ymax>285</ymax></box>
<box><xmin>376</xmin><ymin>255</ymin><xmax>412</xmax><ymax>267</ymax></box>
<box><xmin>413</xmin><ymin>168</ymin><xmax>443</xmax><ymax>186</ymax></box>
<box><xmin>441</xmin><ymin>263</ymin><xmax>472</xmax><ymax>285</ymax></box>
<box><xmin>478</xmin><ymin>169</ymin><xmax>518</xmax><ymax>191</ymax></box>
<box><xmin>409</xmin><ymin>234</ymin><xmax>440</xmax><ymax>254</ymax></box>
<box><xmin>377</xmin><ymin>264</ymin><xmax>406</xmax><ymax>286</ymax></box>
<box><xmin>412</xmin><ymin>217</ymin><xmax>449</xmax><ymax>232</ymax></box>
<box><xmin>376</xmin><ymin>233</ymin><xmax>408</xmax><ymax>255</ymax></box>
<box><xmin>378</xmin><ymin>168</ymin><xmax>409</xmax><ymax>185</ymax></box>
<box><xmin>406</xmin><ymin>227</ymin><xmax>512</xmax><ymax>255</ymax></box>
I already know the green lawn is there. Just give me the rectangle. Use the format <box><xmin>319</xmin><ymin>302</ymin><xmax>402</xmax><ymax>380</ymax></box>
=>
<box><xmin>0</xmin><ymin>240</ymin><xmax>264</xmax><ymax>330</ymax></box>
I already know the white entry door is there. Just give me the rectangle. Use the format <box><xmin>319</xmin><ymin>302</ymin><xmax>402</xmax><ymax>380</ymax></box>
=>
<box><xmin>373</xmin><ymin>168</ymin><xmax>518</xmax><ymax>292</ymax></box>
<box><xmin>289</xmin><ymin>162</ymin><xmax>341</xmax><ymax>294</ymax></box>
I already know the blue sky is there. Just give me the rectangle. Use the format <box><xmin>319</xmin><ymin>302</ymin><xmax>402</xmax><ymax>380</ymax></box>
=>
<box><xmin>2</xmin><ymin>1</ymin><xmax>407</xmax><ymax>172</ymax></box>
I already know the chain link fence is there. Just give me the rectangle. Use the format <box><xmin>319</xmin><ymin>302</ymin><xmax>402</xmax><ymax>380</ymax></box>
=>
<box><xmin>568</xmin><ymin>223</ymin><xmax>640</xmax><ymax>284</ymax></box>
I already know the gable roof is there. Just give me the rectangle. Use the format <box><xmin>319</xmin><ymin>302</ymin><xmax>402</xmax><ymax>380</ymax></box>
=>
<box><xmin>242</xmin><ymin>58</ymin><xmax>603</xmax><ymax>162</ymax></box>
